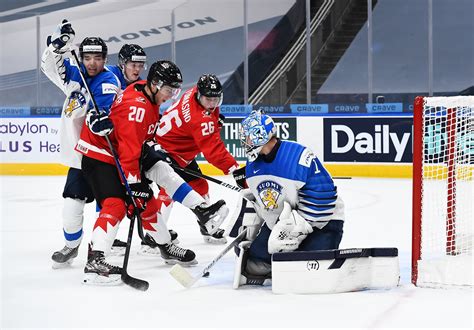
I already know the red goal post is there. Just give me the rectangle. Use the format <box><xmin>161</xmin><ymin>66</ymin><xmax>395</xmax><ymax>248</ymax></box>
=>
<box><xmin>412</xmin><ymin>96</ymin><xmax>473</xmax><ymax>288</ymax></box>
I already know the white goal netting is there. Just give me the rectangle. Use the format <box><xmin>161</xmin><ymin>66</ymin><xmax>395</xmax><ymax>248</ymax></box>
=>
<box><xmin>414</xmin><ymin>96</ymin><xmax>473</xmax><ymax>288</ymax></box>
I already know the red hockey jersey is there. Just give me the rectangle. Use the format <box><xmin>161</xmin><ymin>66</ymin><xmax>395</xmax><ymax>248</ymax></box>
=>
<box><xmin>156</xmin><ymin>86</ymin><xmax>237</xmax><ymax>174</ymax></box>
<box><xmin>75</xmin><ymin>81</ymin><xmax>159</xmax><ymax>183</ymax></box>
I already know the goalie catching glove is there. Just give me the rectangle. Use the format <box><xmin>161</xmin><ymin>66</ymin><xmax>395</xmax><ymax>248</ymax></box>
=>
<box><xmin>268</xmin><ymin>202</ymin><xmax>313</xmax><ymax>254</ymax></box>
<box><xmin>126</xmin><ymin>181</ymin><xmax>153</xmax><ymax>219</ymax></box>
<box><xmin>47</xmin><ymin>19</ymin><xmax>75</xmax><ymax>54</ymax></box>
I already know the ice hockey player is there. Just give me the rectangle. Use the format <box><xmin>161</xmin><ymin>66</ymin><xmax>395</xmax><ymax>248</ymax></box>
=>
<box><xmin>41</xmin><ymin>19</ymin><xmax>121</xmax><ymax>268</ymax></box>
<box><xmin>141</xmin><ymin>74</ymin><xmax>239</xmax><ymax>251</ymax></box>
<box><xmin>110</xmin><ymin>44</ymin><xmax>183</xmax><ymax>247</ymax></box>
<box><xmin>107</xmin><ymin>43</ymin><xmax>147</xmax><ymax>88</ymax></box>
<box><xmin>75</xmin><ymin>60</ymin><xmax>229</xmax><ymax>285</ymax></box>
<box><xmin>232</xmin><ymin>110</ymin><xmax>345</xmax><ymax>287</ymax></box>
<box><xmin>107</xmin><ymin>44</ymin><xmax>180</xmax><ymax>254</ymax></box>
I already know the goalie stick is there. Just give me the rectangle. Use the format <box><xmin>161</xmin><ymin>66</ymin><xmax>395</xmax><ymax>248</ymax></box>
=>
<box><xmin>169</xmin><ymin>228</ymin><xmax>248</xmax><ymax>288</ymax></box>
<box><xmin>71</xmin><ymin>49</ymin><xmax>148</xmax><ymax>291</ymax></box>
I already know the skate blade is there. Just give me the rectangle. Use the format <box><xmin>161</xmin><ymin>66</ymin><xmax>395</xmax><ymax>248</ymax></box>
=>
<box><xmin>164</xmin><ymin>258</ymin><xmax>198</xmax><ymax>267</ymax></box>
<box><xmin>51</xmin><ymin>259</ymin><xmax>74</xmax><ymax>269</ymax></box>
<box><xmin>108</xmin><ymin>247</ymin><xmax>126</xmax><ymax>257</ymax></box>
<box><xmin>137</xmin><ymin>246</ymin><xmax>162</xmax><ymax>257</ymax></box>
<box><xmin>83</xmin><ymin>273</ymin><xmax>122</xmax><ymax>286</ymax></box>
<box><xmin>203</xmin><ymin>236</ymin><xmax>227</xmax><ymax>245</ymax></box>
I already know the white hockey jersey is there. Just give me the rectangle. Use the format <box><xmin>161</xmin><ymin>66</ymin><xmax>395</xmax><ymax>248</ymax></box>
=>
<box><xmin>245</xmin><ymin>140</ymin><xmax>345</xmax><ymax>229</ymax></box>
<box><xmin>41</xmin><ymin>47</ymin><xmax>120</xmax><ymax>168</ymax></box>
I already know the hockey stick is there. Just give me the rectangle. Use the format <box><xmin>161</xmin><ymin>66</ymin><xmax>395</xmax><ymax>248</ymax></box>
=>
<box><xmin>169</xmin><ymin>164</ymin><xmax>242</xmax><ymax>192</ymax></box>
<box><xmin>71</xmin><ymin>49</ymin><xmax>148</xmax><ymax>291</ymax></box>
<box><xmin>169</xmin><ymin>228</ymin><xmax>248</xmax><ymax>288</ymax></box>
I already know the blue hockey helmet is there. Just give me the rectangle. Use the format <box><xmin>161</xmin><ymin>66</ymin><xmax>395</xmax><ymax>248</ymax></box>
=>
<box><xmin>240</xmin><ymin>109</ymin><xmax>276</xmax><ymax>162</ymax></box>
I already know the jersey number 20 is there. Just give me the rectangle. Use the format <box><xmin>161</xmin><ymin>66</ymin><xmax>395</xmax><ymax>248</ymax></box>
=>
<box><xmin>128</xmin><ymin>106</ymin><xmax>145</xmax><ymax>122</ymax></box>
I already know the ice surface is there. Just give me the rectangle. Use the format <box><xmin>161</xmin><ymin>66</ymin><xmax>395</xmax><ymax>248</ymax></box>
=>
<box><xmin>0</xmin><ymin>176</ymin><xmax>472</xmax><ymax>328</ymax></box>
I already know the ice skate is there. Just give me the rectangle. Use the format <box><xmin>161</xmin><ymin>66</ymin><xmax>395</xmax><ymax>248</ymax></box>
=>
<box><xmin>158</xmin><ymin>242</ymin><xmax>197</xmax><ymax>266</ymax></box>
<box><xmin>138</xmin><ymin>233</ymin><xmax>162</xmax><ymax>257</ymax></box>
<box><xmin>51</xmin><ymin>245</ymin><xmax>79</xmax><ymax>269</ymax></box>
<box><xmin>138</xmin><ymin>231</ymin><xmax>179</xmax><ymax>256</ymax></box>
<box><xmin>83</xmin><ymin>250</ymin><xmax>122</xmax><ymax>286</ymax></box>
<box><xmin>192</xmin><ymin>199</ymin><xmax>229</xmax><ymax>235</ymax></box>
<box><xmin>200</xmin><ymin>227</ymin><xmax>227</xmax><ymax>244</ymax></box>
<box><xmin>109</xmin><ymin>239</ymin><xmax>127</xmax><ymax>256</ymax></box>
<box><xmin>168</xmin><ymin>229</ymin><xmax>179</xmax><ymax>244</ymax></box>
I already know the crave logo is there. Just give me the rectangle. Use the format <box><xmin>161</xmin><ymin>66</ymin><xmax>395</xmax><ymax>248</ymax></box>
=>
<box><xmin>256</xmin><ymin>180</ymin><xmax>282</xmax><ymax>210</ymax></box>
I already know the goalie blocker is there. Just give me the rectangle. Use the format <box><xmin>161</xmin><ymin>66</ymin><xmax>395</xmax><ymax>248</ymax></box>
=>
<box><xmin>271</xmin><ymin>248</ymin><xmax>399</xmax><ymax>294</ymax></box>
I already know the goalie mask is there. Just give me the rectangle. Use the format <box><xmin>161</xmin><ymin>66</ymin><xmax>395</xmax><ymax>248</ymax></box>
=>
<box><xmin>240</xmin><ymin>110</ymin><xmax>276</xmax><ymax>162</ymax></box>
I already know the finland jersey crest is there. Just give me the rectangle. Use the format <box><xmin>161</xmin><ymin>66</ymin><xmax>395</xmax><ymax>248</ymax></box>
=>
<box><xmin>256</xmin><ymin>180</ymin><xmax>282</xmax><ymax>210</ymax></box>
<box><xmin>64</xmin><ymin>91</ymin><xmax>87</xmax><ymax>118</ymax></box>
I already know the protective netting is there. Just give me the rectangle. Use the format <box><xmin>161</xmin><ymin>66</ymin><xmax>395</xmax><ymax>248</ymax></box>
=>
<box><xmin>416</xmin><ymin>96</ymin><xmax>473</xmax><ymax>288</ymax></box>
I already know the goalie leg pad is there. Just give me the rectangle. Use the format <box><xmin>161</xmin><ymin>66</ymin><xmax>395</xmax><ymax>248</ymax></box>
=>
<box><xmin>233</xmin><ymin>241</ymin><xmax>272</xmax><ymax>289</ymax></box>
<box><xmin>271</xmin><ymin>248</ymin><xmax>400</xmax><ymax>294</ymax></box>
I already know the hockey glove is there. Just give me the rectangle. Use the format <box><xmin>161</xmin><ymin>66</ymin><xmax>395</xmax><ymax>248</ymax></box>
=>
<box><xmin>140</xmin><ymin>141</ymin><xmax>172</xmax><ymax>172</ymax></box>
<box><xmin>268</xmin><ymin>203</ymin><xmax>313</xmax><ymax>254</ymax></box>
<box><xmin>232</xmin><ymin>166</ymin><xmax>248</xmax><ymax>189</ymax></box>
<box><xmin>86</xmin><ymin>111</ymin><xmax>114</xmax><ymax>136</ymax></box>
<box><xmin>47</xmin><ymin>19</ymin><xmax>75</xmax><ymax>54</ymax></box>
<box><xmin>126</xmin><ymin>182</ymin><xmax>153</xmax><ymax>219</ymax></box>
<box><xmin>218</xmin><ymin>113</ymin><xmax>226</xmax><ymax>128</ymax></box>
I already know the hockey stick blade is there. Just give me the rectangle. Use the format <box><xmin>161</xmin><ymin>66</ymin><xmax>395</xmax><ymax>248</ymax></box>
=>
<box><xmin>169</xmin><ymin>228</ymin><xmax>248</xmax><ymax>288</ymax></box>
<box><xmin>169</xmin><ymin>264</ymin><xmax>197</xmax><ymax>288</ymax></box>
<box><xmin>122</xmin><ymin>273</ymin><xmax>149</xmax><ymax>291</ymax></box>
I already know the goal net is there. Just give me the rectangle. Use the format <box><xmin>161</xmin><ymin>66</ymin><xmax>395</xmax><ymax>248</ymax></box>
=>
<box><xmin>412</xmin><ymin>96</ymin><xmax>473</xmax><ymax>288</ymax></box>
